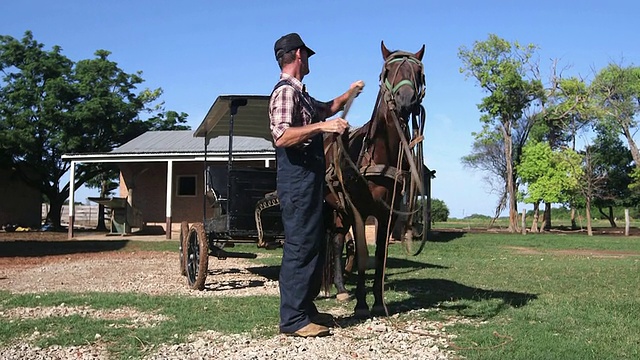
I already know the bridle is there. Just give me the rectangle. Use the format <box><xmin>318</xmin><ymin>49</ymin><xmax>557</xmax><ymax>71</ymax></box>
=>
<box><xmin>329</xmin><ymin>50</ymin><xmax>428</xmax><ymax>218</ymax></box>
<box><xmin>380</xmin><ymin>51</ymin><xmax>426</xmax><ymax>112</ymax></box>
<box><xmin>358</xmin><ymin>50</ymin><xmax>427</xmax><ymax>197</ymax></box>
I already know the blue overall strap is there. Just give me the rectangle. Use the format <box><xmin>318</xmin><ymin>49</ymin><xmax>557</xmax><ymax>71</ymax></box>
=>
<box><xmin>271</xmin><ymin>79</ymin><xmax>316</xmax><ymax>122</ymax></box>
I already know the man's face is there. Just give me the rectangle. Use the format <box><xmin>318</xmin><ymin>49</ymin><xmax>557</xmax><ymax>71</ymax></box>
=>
<box><xmin>299</xmin><ymin>48</ymin><xmax>310</xmax><ymax>76</ymax></box>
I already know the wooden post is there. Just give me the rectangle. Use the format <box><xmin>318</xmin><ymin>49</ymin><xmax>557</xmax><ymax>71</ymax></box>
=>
<box><xmin>625</xmin><ymin>208</ymin><xmax>630</xmax><ymax>236</ymax></box>
<box><xmin>165</xmin><ymin>160</ymin><xmax>173</xmax><ymax>239</ymax></box>
<box><xmin>521</xmin><ymin>208</ymin><xmax>526</xmax><ymax>235</ymax></box>
<box><xmin>68</xmin><ymin>161</ymin><xmax>76</xmax><ymax>239</ymax></box>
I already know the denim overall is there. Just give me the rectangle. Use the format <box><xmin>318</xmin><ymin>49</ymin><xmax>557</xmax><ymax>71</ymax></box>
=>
<box><xmin>275</xmin><ymin>87</ymin><xmax>326</xmax><ymax>333</ymax></box>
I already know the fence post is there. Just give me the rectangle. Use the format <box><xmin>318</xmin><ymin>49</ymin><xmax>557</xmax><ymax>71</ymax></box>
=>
<box><xmin>625</xmin><ymin>208</ymin><xmax>630</xmax><ymax>236</ymax></box>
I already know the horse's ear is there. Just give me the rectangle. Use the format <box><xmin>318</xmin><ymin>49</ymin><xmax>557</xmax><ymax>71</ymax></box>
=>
<box><xmin>381</xmin><ymin>41</ymin><xmax>392</xmax><ymax>60</ymax></box>
<box><xmin>415</xmin><ymin>45</ymin><xmax>425</xmax><ymax>61</ymax></box>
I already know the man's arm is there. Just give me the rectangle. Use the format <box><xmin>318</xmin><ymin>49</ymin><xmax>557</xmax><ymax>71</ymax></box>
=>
<box><xmin>275</xmin><ymin>119</ymin><xmax>348</xmax><ymax>148</ymax></box>
<box><xmin>270</xmin><ymin>81</ymin><xmax>362</xmax><ymax>148</ymax></box>
<box><xmin>320</xmin><ymin>80</ymin><xmax>365</xmax><ymax>119</ymax></box>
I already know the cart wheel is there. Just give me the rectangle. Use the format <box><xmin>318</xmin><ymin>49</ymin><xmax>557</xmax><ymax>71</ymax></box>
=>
<box><xmin>179</xmin><ymin>221</ymin><xmax>189</xmax><ymax>276</ymax></box>
<box><xmin>185</xmin><ymin>222</ymin><xmax>209</xmax><ymax>290</ymax></box>
<box><xmin>403</xmin><ymin>137</ymin><xmax>428</xmax><ymax>256</ymax></box>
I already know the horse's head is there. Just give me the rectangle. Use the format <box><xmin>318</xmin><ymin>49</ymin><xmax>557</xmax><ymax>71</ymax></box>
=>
<box><xmin>380</xmin><ymin>41</ymin><xmax>426</xmax><ymax>120</ymax></box>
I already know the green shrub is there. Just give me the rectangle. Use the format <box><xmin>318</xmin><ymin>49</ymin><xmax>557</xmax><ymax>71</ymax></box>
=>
<box><xmin>464</xmin><ymin>213</ymin><xmax>492</xmax><ymax>220</ymax></box>
<box><xmin>431</xmin><ymin>198</ymin><xmax>450</xmax><ymax>222</ymax></box>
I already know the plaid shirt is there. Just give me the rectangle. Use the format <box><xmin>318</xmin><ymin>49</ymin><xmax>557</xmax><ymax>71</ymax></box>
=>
<box><xmin>269</xmin><ymin>73</ymin><xmax>329</xmax><ymax>145</ymax></box>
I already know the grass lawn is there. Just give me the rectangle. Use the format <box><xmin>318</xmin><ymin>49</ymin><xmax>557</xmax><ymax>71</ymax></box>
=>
<box><xmin>395</xmin><ymin>232</ymin><xmax>640</xmax><ymax>359</ymax></box>
<box><xmin>1</xmin><ymin>231</ymin><xmax>639</xmax><ymax>359</ymax></box>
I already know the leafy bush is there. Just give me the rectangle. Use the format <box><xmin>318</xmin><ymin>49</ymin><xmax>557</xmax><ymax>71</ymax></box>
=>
<box><xmin>464</xmin><ymin>213</ymin><xmax>492</xmax><ymax>220</ymax></box>
<box><xmin>526</xmin><ymin>205</ymin><xmax>640</xmax><ymax>221</ymax></box>
<box><xmin>431</xmin><ymin>198</ymin><xmax>450</xmax><ymax>222</ymax></box>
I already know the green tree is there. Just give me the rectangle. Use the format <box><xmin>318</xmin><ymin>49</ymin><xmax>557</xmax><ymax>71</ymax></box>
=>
<box><xmin>527</xmin><ymin>67</ymin><xmax>593</xmax><ymax>229</ymax></box>
<box><xmin>589</xmin><ymin>126</ymin><xmax>634</xmax><ymax>227</ymax></box>
<box><xmin>459</xmin><ymin>34</ymin><xmax>543</xmax><ymax>232</ymax></box>
<box><xmin>75</xmin><ymin>52</ymin><xmax>190</xmax><ymax>231</ymax></box>
<box><xmin>517</xmin><ymin>141</ymin><xmax>583</xmax><ymax>231</ymax></box>
<box><xmin>0</xmin><ymin>31</ymin><xmax>188</xmax><ymax>229</ymax></box>
<box><xmin>578</xmin><ymin>147</ymin><xmax>603</xmax><ymax>236</ymax></box>
<box><xmin>591</xmin><ymin>63</ymin><xmax>640</xmax><ymax>175</ymax></box>
<box><xmin>430</xmin><ymin>198</ymin><xmax>449</xmax><ymax>222</ymax></box>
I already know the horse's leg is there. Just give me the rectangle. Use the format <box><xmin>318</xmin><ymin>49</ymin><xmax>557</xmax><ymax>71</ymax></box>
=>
<box><xmin>352</xmin><ymin>216</ymin><xmax>370</xmax><ymax>318</ymax></box>
<box><xmin>343</xmin><ymin>232</ymin><xmax>356</xmax><ymax>275</ymax></box>
<box><xmin>332</xmin><ymin>231</ymin><xmax>351</xmax><ymax>302</ymax></box>
<box><xmin>371</xmin><ymin>219</ymin><xmax>391</xmax><ymax>317</ymax></box>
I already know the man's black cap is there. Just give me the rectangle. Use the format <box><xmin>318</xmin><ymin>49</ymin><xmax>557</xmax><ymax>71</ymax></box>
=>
<box><xmin>274</xmin><ymin>33</ymin><xmax>315</xmax><ymax>60</ymax></box>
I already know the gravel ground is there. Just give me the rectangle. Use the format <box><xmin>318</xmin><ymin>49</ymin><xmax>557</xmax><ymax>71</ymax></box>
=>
<box><xmin>0</xmin><ymin>233</ymin><xmax>457</xmax><ymax>359</ymax></box>
<box><xmin>1</xmin><ymin>305</ymin><xmax>457</xmax><ymax>360</ymax></box>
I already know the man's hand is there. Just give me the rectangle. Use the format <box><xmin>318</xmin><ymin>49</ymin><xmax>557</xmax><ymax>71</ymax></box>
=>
<box><xmin>323</xmin><ymin>117</ymin><xmax>349</xmax><ymax>135</ymax></box>
<box><xmin>350</xmin><ymin>80</ymin><xmax>365</xmax><ymax>97</ymax></box>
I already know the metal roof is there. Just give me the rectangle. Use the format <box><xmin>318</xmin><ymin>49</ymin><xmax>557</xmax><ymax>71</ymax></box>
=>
<box><xmin>194</xmin><ymin>95</ymin><xmax>273</xmax><ymax>141</ymax></box>
<box><xmin>62</xmin><ymin>94</ymin><xmax>276</xmax><ymax>163</ymax></box>
<box><xmin>111</xmin><ymin>130</ymin><xmax>274</xmax><ymax>154</ymax></box>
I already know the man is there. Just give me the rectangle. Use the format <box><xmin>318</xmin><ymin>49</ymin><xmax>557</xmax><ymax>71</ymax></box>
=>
<box><xmin>269</xmin><ymin>32</ymin><xmax>364</xmax><ymax>337</ymax></box>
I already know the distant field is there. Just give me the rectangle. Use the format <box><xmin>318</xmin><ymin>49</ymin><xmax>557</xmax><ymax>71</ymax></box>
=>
<box><xmin>438</xmin><ymin>216</ymin><xmax>640</xmax><ymax>232</ymax></box>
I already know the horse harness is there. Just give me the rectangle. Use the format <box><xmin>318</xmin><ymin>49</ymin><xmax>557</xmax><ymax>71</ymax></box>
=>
<box><xmin>326</xmin><ymin>51</ymin><xmax>427</xmax><ymax>213</ymax></box>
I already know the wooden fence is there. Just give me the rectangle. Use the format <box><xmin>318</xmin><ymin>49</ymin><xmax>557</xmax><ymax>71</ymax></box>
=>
<box><xmin>41</xmin><ymin>204</ymin><xmax>107</xmax><ymax>228</ymax></box>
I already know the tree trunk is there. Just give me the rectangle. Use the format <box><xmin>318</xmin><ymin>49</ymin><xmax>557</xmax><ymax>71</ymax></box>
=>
<box><xmin>46</xmin><ymin>193</ymin><xmax>65</xmax><ymax>230</ymax></box>
<box><xmin>609</xmin><ymin>206</ymin><xmax>617</xmax><ymax>228</ymax></box>
<box><xmin>598</xmin><ymin>206</ymin><xmax>617</xmax><ymax>227</ymax></box>
<box><xmin>570</xmin><ymin>208</ymin><xmax>577</xmax><ymax>229</ymax></box>
<box><xmin>530</xmin><ymin>201</ymin><xmax>540</xmax><ymax>233</ymax></box>
<box><xmin>543</xmin><ymin>202</ymin><xmax>552</xmax><ymax>231</ymax></box>
<box><xmin>622</xmin><ymin>125</ymin><xmax>640</xmax><ymax>170</ymax></box>
<box><xmin>503</xmin><ymin>127</ymin><xmax>518</xmax><ymax>232</ymax></box>
<box><xmin>490</xmin><ymin>189</ymin><xmax>507</xmax><ymax>228</ymax></box>
<box><xmin>96</xmin><ymin>204</ymin><xmax>107</xmax><ymax>231</ymax></box>
<box><xmin>586</xmin><ymin>197</ymin><xmax>593</xmax><ymax>236</ymax></box>
<box><xmin>95</xmin><ymin>180</ymin><xmax>109</xmax><ymax>231</ymax></box>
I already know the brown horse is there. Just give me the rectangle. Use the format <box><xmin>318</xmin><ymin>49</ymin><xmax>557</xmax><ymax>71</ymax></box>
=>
<box><xmin>324</xmin><ymin>41</ymin><xmax>427</xmax><ymax>318</ymax></box>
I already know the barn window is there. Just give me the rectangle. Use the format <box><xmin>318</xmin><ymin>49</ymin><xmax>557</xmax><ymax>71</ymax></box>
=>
<box><xmin>176</xmin><ymin>175</ymin><xmax>197</xmax><ymax>197</ymax></box>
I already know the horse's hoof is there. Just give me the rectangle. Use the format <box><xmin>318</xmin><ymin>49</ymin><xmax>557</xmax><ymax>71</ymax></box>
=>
<box><xmin>336</xmin><ymin>292</ymin><xmax>352</xmax><ymax>302</ymax></box>
<box><xmin>354</xmin><ymin>308</ymin><xmax>370</xmax><ymax>319</ymax></box>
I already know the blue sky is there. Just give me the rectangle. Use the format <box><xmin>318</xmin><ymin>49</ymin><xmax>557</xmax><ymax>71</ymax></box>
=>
<box><xmin>2</xmin><ymin>0</ymin><xmax>639</xmax><ymax>218</ymax></box>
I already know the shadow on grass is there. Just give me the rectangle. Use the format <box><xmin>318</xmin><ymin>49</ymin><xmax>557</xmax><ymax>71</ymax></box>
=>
<box><xmin>244</xmin><ymin>256</ymin><xmax>448</xmax><ymax>285</ymax></box>
<box><xmin>246</xmin><ymin>265</ymin><xmax>280</xmax><ymax>281</ymax></box>
<box><xmin>0</xmin><ymin>240</ymin><xmax>129</xmax><ymax>257</ymax></box>
<box><xmin>385</xmin><ymin>257</ymin><xmax>448</xmax><ymax>270</ymax></box>
<box><xmin>387</xmin><ymin>278</ymin><xmax>538</xmax><ymax>317</ymax></box>
<box><xmin>332</xmin><ymin>278</ymin><xmax>537</xmax><ymax>328</ymax></box>
<box><xmin>427</xmin><ymin>229</ymin><xmax>467</xmax><ymax>243</ymax></box>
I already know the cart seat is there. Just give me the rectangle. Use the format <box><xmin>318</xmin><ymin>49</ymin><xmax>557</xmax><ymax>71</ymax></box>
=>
<box><xmin>206</xmin><ymin>188</ymin><xmax>227</xmax><ymax>215</ymax></box>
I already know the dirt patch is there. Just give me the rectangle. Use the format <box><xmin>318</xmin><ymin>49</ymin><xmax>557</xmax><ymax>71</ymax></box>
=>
<box><xmin>0</xmin><ymin>250</ymin><xmax>279</xmax><ymax>297</ymax></box>
<box><xmin>504</xmin><ymin>246</ymin><xmax>544</xmax><ymax>255</ymax></box>
<box><xmin>0</xmin><ymin>230</ymin><xmax>279</xmax><ymax>297</ymax></box>
<box><xmin>550</xmin><ymin>249</ymin><xmax>640</xmax><ymax>258</ymax></box>
<box><xmin>0</xmin><ymin>230</ymin><xmax>69</xmax><ymax>242</ymax></box>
